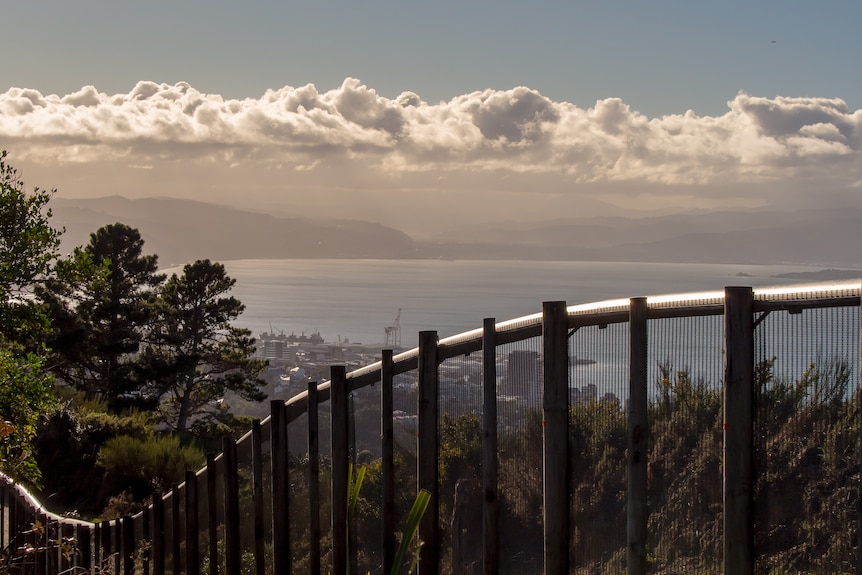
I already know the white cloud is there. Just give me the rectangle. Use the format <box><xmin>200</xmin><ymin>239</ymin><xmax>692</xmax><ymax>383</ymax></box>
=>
<box><xmin>1</xmin><ymin>80</ymin><xmax>860</xmax><ymax>227</ymax></box>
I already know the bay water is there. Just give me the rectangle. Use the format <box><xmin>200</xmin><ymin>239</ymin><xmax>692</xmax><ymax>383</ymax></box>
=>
<box><xmin>162</xmin><ymin>259</ymin><xmax>825</xmax><ymax>348</ymax></box>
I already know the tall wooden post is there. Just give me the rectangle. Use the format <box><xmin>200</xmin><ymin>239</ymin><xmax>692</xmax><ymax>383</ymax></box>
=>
<box><xmin>142</xmin><ymin>506</ymin><xmax>151</xmax><ymax>575</ymax></box>
<box><xmin>270</xmin><ymin>400</ymin><xmax>290</xmax><ymax>575</ymax></box>
<box><xmin>628</xmin><ymin>297</ymin><xmax>649</xmax><ymax>575</ymax></box>
<box><xmin>482</xmin><ymin>318</ymin><xmax>500</xmax><ymax>575</ymax></box>
<box><xmin>331</xmin><ymin>366</ymin><xmax>350</xmax><ymax>575</ymax></box>
<box><xmin>172</xmin><ymin>484</ymin><xmax>181</xmax><ymax>575</ymax></box>
<box><xmin>0</xmin><ymin>483</ymin><xmax>5</xmax><ymax>550</ymax></box>
<box><xmin>122</xmin><ymin>515</ymin><xmax>135</xmax><ymax>575</ymax></box>
<box><xmin>223</xmin><ymin>436</ymin><xmax>241</xmax><ymax>575</ymax></box>
<box><xmin>206</xmin><ymin>453</ymin><xmax>219</xmax><ymax>575</ymax></box>
<box><xmin>724</xmin><ymin>286</ymin><xmax>754</xmax><ymax>575</ymax></box>
<box><xmin>153</xmin><ymin>493</ymin><xmax>165</xmax><ymax>575</ymax></box>
<box><xmin>418</xmin><ymin>330</ymin><xmax>440</xmax><ymax>575</ymax></box>
<box><xmin>77</xmin><ymin>524</ymin><xmax>92</xmax><ymax>574</ymax></box>
<box><xmin>543</xmin><ymin>301</ymin><xmax>569</xmax><ymax>575</ymax></box>
<box><xmin>381</xmin><ymin>349</ymin><xmax>396</xmax><ymax>574</ymax></box>
<box><xmin>858</xmin><ymin>280</ymin><xmax>862</xmax><ymax>575</ymax></box>
<box><xmin>185</xmin><ymin>471</ymin><xmax>200</xmax><ymax>575</ymax></box>
<box><xmin>252</xmin><ymin>420</ymin><xmax>266</xmax><ymax>575</ymax></box>
<box><xmin>308</xmin><ymin>381</ymin><xmax>322</xmax><ymax>575</ymax></box>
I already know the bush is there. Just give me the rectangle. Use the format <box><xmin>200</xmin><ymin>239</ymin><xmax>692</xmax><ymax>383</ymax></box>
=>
<box><xmin>97</xmin><ymin>434</ymin><xmax>205</xmax><ymax>503</ymax></box>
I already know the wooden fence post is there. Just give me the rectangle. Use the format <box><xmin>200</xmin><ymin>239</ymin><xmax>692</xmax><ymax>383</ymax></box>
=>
<box><xmin>142</xmin><ymin>506</ymin><xmax>151</xmax><ymax>575</ymax></box>
<box><xmin>331</xmin><ymin>365</ymin><xmax>350</xmax><ymax>575</ymax></box>
<box><xmin>724</xmin><ymin>286</ymin><xmax>754</xmax><ymax>575</ymax></box>
<box><xmin>114</xmin><ymin>518</ymin><xmax>122</xmax><ymax>575</ymax></box>
<box><xmin>100</xmin><ymin>513</ymin><xmax>111</xmax><ymax>572</ymax></box>
<box><xmin>381</xmin><ymin>349</ymin><xmax>396</xmax><ymax>575</ymax></box>
<box><xmin>172</xmin><ymin>484</ymin><xmax>181</xmax><ymax>575</ymax></box>
<box><xmin>186</xmin><ymin>470</ymin><xmax>200</xmax><ymax>575</ymax></box>
<box><xmin>77</xmin><ymin>523</ymin><xmax>92</xmax><ymax>574</ymax></box>
<box><xmin>153</xmin><ymin>492</ymin><xmax>165</xmax><ymax>575</ymax></box>
<box><xmin>482</xmin><ymin>318</ymin><xmax>500</xmax><ymax>575</ymax></box>
<box><xmin>418</xmin><ymin>330</ymin><xmax>440</xmax><ymax>575</ymax></box>
<box><xmin>543</xmin><ymin>301</ymin><xmax>569</xmax><ymax>575</ymax></box>
<box><xmin>628</xmin><ymin>297</ymin><xmax>649</xmax><ymax>575</ymax></box>
<box><xmin>223</xmin><ymin>436</ymin><xmax>241</xmax><ymax>575</ymax></box>
<box><xmin>206</xmin><ymin>453</ymin><xmax>219</xmax><ymax>575</ymax></box>
<box><xmin>348</xmin><ymin>391</ymin><xmax>359</xmax><ymax>575</ymax></box>
<box><xmin>252</xmin><ymin>420</ymin><xmax>266</xmax><ymax>575</ymax></box>
<box><xmin>122</xmin><ymin>515</ymin><xmax>134</xmax><ymax>575</ymax></box>
<box><xmin>308</xmin><ymin>381</ymin><xmax>322</xmax><ymax>575</ymax></box>
<box><xmin>0</xmin><ymin>483</ymin><xmax>5</xmax><ymax>550</ymax></box>
<box><xmin>271</xmin><ymin>399</ymin><xmax>290</xmax><ymax>575</ymax></box>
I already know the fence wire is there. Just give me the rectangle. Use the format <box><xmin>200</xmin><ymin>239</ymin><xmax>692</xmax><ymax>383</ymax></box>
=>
<box><xmin>2</xmin><ymin>283</ymin><xmax>860</xmax><ymax>575</ymax></box>
<box><xmin>754</xmin><ymin>304</ymin><xmax>860</xmax><ymax>574</ymax></box>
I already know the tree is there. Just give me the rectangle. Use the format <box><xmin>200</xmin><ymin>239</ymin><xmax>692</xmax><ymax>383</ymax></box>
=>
<box><xmin>0</xmin><ymin>151</ymin><xmax>60</xmax><ymax>485</ymax></box>
<box><xmin>40</xmin><ymin>223</ymin><xmax>165</xmax><ymax>409</ymax></box>
<box><xmin>0</xmin><ymin>347</ymin><xmax>53</xmax><ymax>485</ymax></box>
<box><xmin>0</xmin><ymin>150</ymin><xmax>62</xmax><ymax>346</ymax></box>
<box><xmin>143</xmin><ymin>259</ymin><xmax>266</xmax><ymax>432</ymax></box>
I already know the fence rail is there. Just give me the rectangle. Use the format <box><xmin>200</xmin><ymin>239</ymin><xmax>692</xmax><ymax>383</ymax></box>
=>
<box><xmin>2</xmin><ymin>281</ymin><xmax>860</xmax><ymax>575</ymax></box>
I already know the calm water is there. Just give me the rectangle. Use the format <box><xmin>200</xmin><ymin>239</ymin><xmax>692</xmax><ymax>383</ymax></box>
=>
<box><xmin>164</xmin><ymin>259</ymin><xmax>823</xmax><ymax>348</ymax></box>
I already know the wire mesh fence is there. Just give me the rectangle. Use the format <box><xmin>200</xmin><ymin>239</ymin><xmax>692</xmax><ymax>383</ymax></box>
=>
<box><xmin>1</xmin><ymin>282</ymin><xmax>859</xmax><ymax>575</ymax></box>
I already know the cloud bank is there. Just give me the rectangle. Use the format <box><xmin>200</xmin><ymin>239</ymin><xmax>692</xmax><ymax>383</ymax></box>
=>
<box><xmin>2</xmin><ymin>78</ymin><xmax>861</xmax><ymax>229</ymax></box>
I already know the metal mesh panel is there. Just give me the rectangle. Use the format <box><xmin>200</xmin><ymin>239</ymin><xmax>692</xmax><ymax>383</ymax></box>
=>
<box><xmin>349</xmin><ymin>381</ymin><xmax>384</xmax><ymax>574</ymax></box>
<box><xmin>292</xmin><ymin>399</ymin><xmax>332</xmax><ymax>573</ymax></box>
<box><xmin>497</xmin><ymin>335</ymin><xmax>544</xmax><ymax>575</ymax></box>
<box><xmin>754</xmin><ymin>304</ymin><xmax>860</xmax><ymax>574</ymax></box>
<box><xmin>647</xmin><ymin>314</ymin><xmax>724</xmax><ymax>575</ymax></box>
<box><xmin>439</xmin><ymin>352</ymin><xmax>484</xmax><ymax>573</ymax></box>
<box><xmin>569</xmin><ymin>322</ymin><xmax>629</xmax><ymax>574</ymax></box>
<box><xmin>7</xmin><ymin>283</ymin><xmax>859</xmax><ymax>575</ymax></box>
<box><xmin>392</xmin><ymin>368</ymin><xmax>419</xmax><ymax>567</ymax></box>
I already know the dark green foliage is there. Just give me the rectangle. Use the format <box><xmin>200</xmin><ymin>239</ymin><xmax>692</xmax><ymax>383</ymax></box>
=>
<box><xmin>753</xmin><ymin>358</ymin><xmax>858</xmax><ymax>573</ymax></box>
<box><xmin>0</xmin><ymin>348</ymin><xmax>53</xmax><ymax>485</ymax></box>
<box><xmin>142</xmin><ymin>259</ymin><xmax>267</xmax><ymax>431</ymax></box>
<box><xmin>39</xmin><ymin>223</ymin><xmax>164</xmax><ymax>410</ymax></box>
<box><xmin>0</xmin><ymin>150</ymin><xmax>62</xmax><ymax>347</ymax></box>
<box><xmin>438</xmin><ymin>412</ymin><xmax>483</xmax><ymax>516</ymax></box>
<box><xmin>97</xmin><ymin>434</ymin><xmax>205</xmax><ymax>502</ymax></box>
<box><xmin>569</xmin><ymin>396</ymin><xmax>628</xmax><ymax>567</ymax></box>
<box><xmin>34</xmin><ymin>399</ymin><xmax>155</xmax><ymax>516</ymax></box>
<box><xmin>0</xmin><ymin>152</ymin><xmax>60</xmax><ymax>485</ymax></box>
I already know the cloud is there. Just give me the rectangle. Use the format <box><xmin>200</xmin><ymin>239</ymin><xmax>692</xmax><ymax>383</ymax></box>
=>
<box><xmin>1</xmin><ymin>79</ymin><xmax>860</xmax><ymax>224</ymax></box>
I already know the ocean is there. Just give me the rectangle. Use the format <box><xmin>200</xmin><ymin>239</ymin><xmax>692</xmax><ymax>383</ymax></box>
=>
<box><xmin>163</xmin><ymin>259</ymin><xmax>826</xmax><ymax>348</ymax></box>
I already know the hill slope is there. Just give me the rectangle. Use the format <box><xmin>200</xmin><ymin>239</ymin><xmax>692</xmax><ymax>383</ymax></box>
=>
<box><xmin>52</xmin><ymin>196</ymin><xmax>417</xmax><ymax>266</ymax></box>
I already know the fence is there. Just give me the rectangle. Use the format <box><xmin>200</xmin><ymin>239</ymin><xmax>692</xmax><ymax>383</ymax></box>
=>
<box><xmin>1</xmin><ymin>282</ymin><xmax>860</xmax><ymax>575</ymax></box>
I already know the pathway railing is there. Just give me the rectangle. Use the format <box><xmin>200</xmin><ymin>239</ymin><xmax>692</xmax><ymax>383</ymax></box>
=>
<box><xmin>1</xmin><ymin>281</ymin><xmax>860</xmax><ymax>575</ymax></box>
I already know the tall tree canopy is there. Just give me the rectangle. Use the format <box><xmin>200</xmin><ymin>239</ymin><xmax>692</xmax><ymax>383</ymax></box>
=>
<box><xmin>40</xmin><ymin>223</ymin><xmax>165</xmax><ymax>409</ymax></box>
<box><xmin>0</xmin><ymin>150</ymin><xmax>62</xmax><ymax>345</ymax></box>
<box><xmin>143</xmin><ymin>259</ymin><xmax>266</xmax><ymax>431</ymax></box>
<box><xmin>0</xmin><ymin>349</ymin><xmax>52</xmax><ymax>484</ymax></box>
<box><xmin>0</xmin><ymin>151</ymin><xmax>58</xmax><ymax>484</ymax></box>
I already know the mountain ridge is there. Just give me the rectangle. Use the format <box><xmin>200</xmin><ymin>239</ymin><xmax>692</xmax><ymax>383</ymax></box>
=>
<box><xmin>49</xmin><ymin>196</ymin><xmax>862</xmax><ymax>268</ymax></box>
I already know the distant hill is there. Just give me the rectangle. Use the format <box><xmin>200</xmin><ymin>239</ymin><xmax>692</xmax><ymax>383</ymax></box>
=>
<box><xmin>415</xmin><ymin>207</ymin><xmax>862</xmax><ymax>267</ymax></box>
<box><xmin>51</xmin><ymin>196</ymin><xmax>417</xmax><ymax>266</ymax></box>
<box><xmin>50</xmin><ymin>197</ymin><xmax>862</xmax><ymax>267</ymax></box>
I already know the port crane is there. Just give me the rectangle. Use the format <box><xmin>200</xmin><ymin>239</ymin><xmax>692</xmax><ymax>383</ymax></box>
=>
<box><xmin>384</xmin><ymin>308</ymin><xmax>402</xmax><ymax>348</ymax></box>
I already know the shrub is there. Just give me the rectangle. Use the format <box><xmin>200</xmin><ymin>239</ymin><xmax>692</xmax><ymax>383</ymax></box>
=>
<box><xmin>97</xmin><ymin>434</ymin><xmax>205</xmax><ymax>502</ymax></box>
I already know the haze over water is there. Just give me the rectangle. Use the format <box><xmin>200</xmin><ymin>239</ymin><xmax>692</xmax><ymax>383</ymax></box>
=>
<box><xmin>167</xmin><ymin>259</ymin><xmax>830</xmax><ymax>348</ymax></box>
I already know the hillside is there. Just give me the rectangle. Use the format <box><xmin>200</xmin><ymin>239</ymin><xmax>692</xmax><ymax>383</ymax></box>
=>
<box><xmin>50</xmin><ymin>197</ymin><xmax>862</xmax><ymax>268</ymax></box>
<box><xmin>51</xmin><ymin>196</ymin><xmax>417</xmax><ymax>266</ymax></box>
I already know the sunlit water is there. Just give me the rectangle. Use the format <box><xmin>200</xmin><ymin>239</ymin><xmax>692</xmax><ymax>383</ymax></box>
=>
<box><xmin>162</xmin><ymin>259</ymin><xmax>827</xmax><ymax>348</ymax></box>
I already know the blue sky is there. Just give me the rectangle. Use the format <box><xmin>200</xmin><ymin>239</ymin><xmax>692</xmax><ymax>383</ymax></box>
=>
<box><xmin>2</xmin><ymin>1</ymin><xmax>861</xmax><ymax>231</ymax></box>
<box><xmin>7</xmin><ymin>1</ymin><xmax>861</xmax><ymax>116</ymax></box>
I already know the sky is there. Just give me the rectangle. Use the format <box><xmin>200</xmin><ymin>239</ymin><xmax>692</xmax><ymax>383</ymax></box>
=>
<box><xmin>2</xmin><ymin>1</ymin><xmax>861</xmax><ymax>234</ymax></box>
